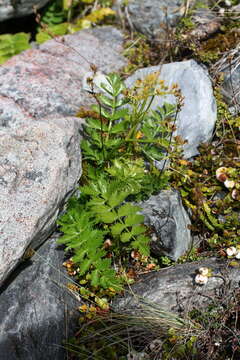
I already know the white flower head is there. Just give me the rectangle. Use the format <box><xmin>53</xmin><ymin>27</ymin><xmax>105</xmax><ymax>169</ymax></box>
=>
<box><xmin>195</xmin><ymin>274</ymin><xmax>208</xmax><ymax>285</ymax></box>
<box><xmin>226</xmin><ymin>246</ymin><xmax>237</xmax><ymax>257</ymax></box>
<box><xmin>225</xmin><ymin>0</ymin><xmax>232</xmax><ymax>6</ymax></box>
<box><xmin>198</xmin><ymin>267</ymin><xmax>209</xmax><ymax>276</ymax></box>
<box><xmin>82</xmin><ymin>71</ymin><xmax>111</xmax><ymax>94</ymax></box>
<box><xmin>151</xmin><ymin>233</ymin><xmax>158</xmax><ymax>241</ymax></box>
<box><xmin>224</xmin><ymin>179</ymin><xmax>235</xmax><ymax>189</ymax></box>
<box><xmin>235</xmin><ymin>251</ymin><xmax>240</xmax><ymax>260</ymax></box>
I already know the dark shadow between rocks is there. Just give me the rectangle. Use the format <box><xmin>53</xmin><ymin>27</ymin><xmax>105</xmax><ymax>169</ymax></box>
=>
<box><xmin>0</xmin><ymin>14</ymin><xmax>37</xmax><ymax>38</ymax></box>
<box><xmin>0</xmin><ymin>259</ymin><xmax>33</xmax><ymax>296</ymax></box>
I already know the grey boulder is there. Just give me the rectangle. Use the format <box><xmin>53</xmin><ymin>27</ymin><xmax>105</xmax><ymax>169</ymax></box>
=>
<box><xmin>0</xmin><ymin>116</ymin><xmax>82</xmax><ymax>287</ymax></box>
<box><xmin>125</xmin><ymin>60</ymin><xmax>217</xmax><ymax>159</ymax></box>
<box><xmin>139</xmin><ymin>190</ymin><xmax>192</xmax><ymax>261</ymax></box>
<box><xmin>0</xmin><ymin>0</ymin><xmax>50</xmax><ymax>22</ymax></box>
<box><xmin>0</xmin><ymin>26</ymin><xmax>127</xmax><ymax>287</ymax></box>
<box><xmin>0</xmin><ymin>236</ymin><xmax>80</xmax><ymax>360</ymax></box>
<box><xmin>218</xmin><ymin>47</ymin><xmax>240</xmax><ymax>112</ymax></box>
<box><xmin>126</xmin><ymin>0</ymin><xmax>183</xmax><ymax>38</ymax></box>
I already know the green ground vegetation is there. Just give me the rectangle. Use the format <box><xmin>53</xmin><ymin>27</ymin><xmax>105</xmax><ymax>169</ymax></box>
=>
<box><xmin>1</xmin><ymin>0</ymin><xmax>239</xmax><ymax>358</ymax></box>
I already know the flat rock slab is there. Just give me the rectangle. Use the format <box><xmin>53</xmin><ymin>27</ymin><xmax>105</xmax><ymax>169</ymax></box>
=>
<box><xmin>0</xmin><ymin>236</ymin><xmax>80</xmax><ymax>360</ymax></box>
<box><xmin>0</xmin><ymin>26</ymin><xmax>127</xmax><ymax>287</ymax></box>
<box><xmin>113</xmin><ymin>258</ymin><xmax>240</xmax><ymax>315</ymax></box>
<box><xmin>125</xmin><ymin>60</ymin><xmax>217</xmax><ymax>159</ymax></box>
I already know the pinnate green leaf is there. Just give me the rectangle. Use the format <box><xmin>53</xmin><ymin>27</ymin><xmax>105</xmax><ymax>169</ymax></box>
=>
<box><xmin>131</xmin><ymin>235</ymin><xmax>150</xmax><ymax>256</ymax></box>
<box><xmin>111</xmin><ymin>108</ymin><xmax>129</xmax><ymax>121</ymax></box>
<box><xmin>118</xmin><ymin>203</ymin><xmax>142</xmax><ymax>217</ymax></box>
<box><xmin>91</xmin><ymin>269</ymin><xmax>100</xmax><ymax>287</ymax></box>
<box><xmin>120</xmin><ymin>231</ymin><xmax>132</xmax><ymax>243</ymax></box>
<box><xmin>97</xmin><ymin>210</ymin><xmax>118</xmax><ymax>224</ymax></box>
<box><xmin>78</xmin><ymin>258</ymin><xmax>92</xmax><ymax>275</ymax></box>
<box><xmin>111</xmin><ymin>223</ymin><xmax>125</xmax><ymax>235</ymax></box>
<box><xmin>125</xmin><ymin>213</ymin><xmax>144</xmax><ymax>226</ymax></box>
<box><xmin>131</xmin><ymin>224</ymin><xmax>146</xmax><ymax>235</ymax></box>
<box><xmin>99</xmin><ymin>94</ymin><xmax>114</xmax><ymax>107</ymax></box>
<box><xmin>87</xmin><ymin>117</ymin><xmax>108</xmax><ymax>131</ymax></box>
<box><xmin>108</xmin><ymin>191</ymin><xmax>125</xmax><ymax>208</ymax></box>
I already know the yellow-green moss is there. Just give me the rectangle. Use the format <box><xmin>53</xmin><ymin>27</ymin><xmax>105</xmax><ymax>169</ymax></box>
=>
<box><xmin>121</xmin><ymin>33</ymin><xmax>153</xmax><ymax>76</ymax></box>
<box><xmin>196</xmin><ymin>30</ymin><xmax>240</xmax><ymax>63</ymax></box>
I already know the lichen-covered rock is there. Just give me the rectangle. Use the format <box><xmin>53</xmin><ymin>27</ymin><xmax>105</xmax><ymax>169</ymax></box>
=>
<box><xmin>139</xmin><ymin>190</ymin><xmax>192</xmax><ymax>261</ymax></box>
<box><xmin>0</xmin><ymin>0</ymin><xmax>49</xmax><ymax>22</ymax></box>
<box><xmin>0</xmin><ymin>237</ymin><xmax>80</xmax><ymax>360</ymax></box>
<box><xmin>0</xmin><ymin>26</ymin><xmax>127</xmax><ymax>287</ymax></box>
<box><xmin>125</xmin><ymin>60</ymin><xmax>217</xmax><ymax>159</ymax></box>
<box><xmin>113</xmin><ymin>258</ymin><xmax>240</xmax><ymax>315</ymax></box>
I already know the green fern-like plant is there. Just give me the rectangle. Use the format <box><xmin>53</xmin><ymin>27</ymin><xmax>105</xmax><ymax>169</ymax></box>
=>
<box><xmin>82</xmin><ymin>177</ymin><xmax>150</xmax><ymax>256</ymax></box>
<box><xmin>0</xmin><ymin>32</ymin><xmax>30</xmax><ymax>64</ymax></box>
<box><xmin>58</xmin><ymin>72</ymin><xmax>181</xmax><ymax>295</ymax></box>
<box><xmin>80</xmin><ymin>73</ymin><xmax>179</xmax><ymax>169</ymax></box>
<box><xmin>58</xmin><ymin>198</ymin><xmax>123</xmax><ymax>290</ymax></box>
<box><xmin>40</xmin><ymin>0</ymin><xmax>66</xmax><ymax>26</ymax></box>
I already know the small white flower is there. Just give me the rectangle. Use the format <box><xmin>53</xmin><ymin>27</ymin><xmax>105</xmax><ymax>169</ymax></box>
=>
<box><xmin>82</xmin><ymin>71</ymin><xmax>111</xmax><ymax>94</ymax></box>
<box><xmin>219</xmin><ymin>7</ymin><xmax>225</xmax><ymax>15</ymax></box>
<box><xmin>235</xmin><ymin>251</ymin><xmax>240</xmax><ymax>259</ymax></box>
<box><xmin>151</xmin><ymin>233</ymin><xmax>157</xmax><ymax>241</ymax></box>
<box><xmin>225</xmin><ymin>0</ymin><xmax>232</xmax><ymax>7</ymax></box>
<box><xmin>224</xmin><ymin>179</ymin><xmax>235</xmax><ymax>189</ymax></box>
<box><xmin>226</xmin><ymin>246</ymin><xmax>237</xmax><ymax>257</ymax></box>
<box><xmin>195</xmin><ymin>274</ymin><xmax>208</xmax><ymax>285</ymax></box>
<box><xmin>198</xmin><ymin>267</ymin><xmax>209</xmax><ymax>276</ymax></box>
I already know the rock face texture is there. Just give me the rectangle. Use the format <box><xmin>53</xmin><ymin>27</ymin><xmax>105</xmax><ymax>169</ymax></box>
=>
<box><xmin>0</xmin><ymin>116</ymin><xmax>82</xmax><ymax>286</ymax></box>
<box><xmin>0</xmin><ymin>0</ymin><xmax>49</xmax><ymax>22</ymax></box>
<box><xmin>0</xmin><ymin>27</ymin><xmax>126</xmax><ymax>119</ymax></box>
<box><xmin>0</xmin><ymin>237</ymin><xmax>80</xmax><ymax>360</ymax></box>
<box><xmin>140</xmin><ymin>190</ymin><xmax>192</xmax><ymax>261</ymax></box>
<box><xmin>113</xmin><ymin>258</ymin><xmax>240</xmax><ymax>315</ymax></box>
<box><xmin>219</xmin><ymin>48</ymin><xmax>240</xmax><ymax>111</ymax></box>
<box><xmin>126</xmin><ymin>0</ymin><xmax>183</xmax><ymax>38</ymax></box>
<box><xmin>0</xmin><ymin>26</ymin><xmax>127</xmax><ymax>287</ymax></box>
<box><xmin>125</xmin><ymin>60</ymin><xmax>217</xmax><ymax>159</ymax></box>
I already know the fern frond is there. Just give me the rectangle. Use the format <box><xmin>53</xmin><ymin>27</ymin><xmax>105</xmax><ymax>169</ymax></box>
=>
<box><xmin>131</xmin><ymin>235</ymin><xmax>150</xmax><ymax>256</ymax></box>
<box><xmin>118</xmin><ymin>203</ymin><xmax>142</xmax><ymax>217</ymax></box>
<box><xmin>0</xmin><ymin>33</ymin><xmax>30</xmax><ymax>64</ymax></box>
